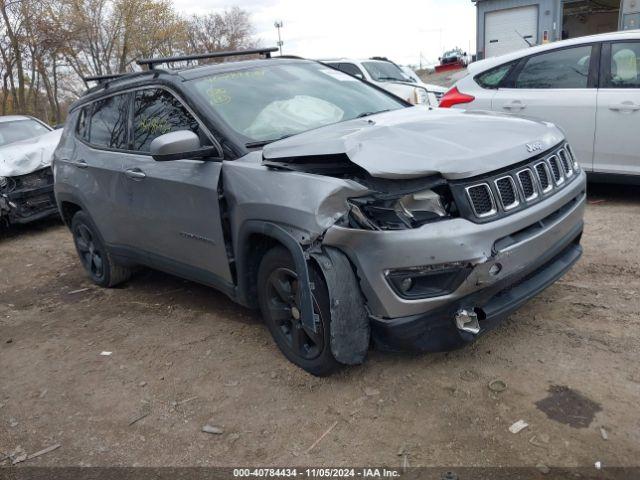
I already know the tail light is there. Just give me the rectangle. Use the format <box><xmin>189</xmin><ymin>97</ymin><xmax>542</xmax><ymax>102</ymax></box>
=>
<box><xmin>439</xmin><ymin>87</ymin><xmax>475</xmax><ymax>108</ymax></box>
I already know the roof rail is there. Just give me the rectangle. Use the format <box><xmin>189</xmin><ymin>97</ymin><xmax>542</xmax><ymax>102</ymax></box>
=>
<box><xmin>83</xmin><ymin>73</ymin><xmax>126</xmax><ymax>84</ymax></box>
<box><xmin>136</xmin><ymin>47</ymin><xmax>279</xmax><ymax>70</ymax></box>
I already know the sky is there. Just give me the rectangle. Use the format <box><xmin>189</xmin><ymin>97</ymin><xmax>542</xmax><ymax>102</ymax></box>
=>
<box><xmin>171</xmin><ymin>0</ymin><xmax>477</xmax><ymax>67</ymax></box>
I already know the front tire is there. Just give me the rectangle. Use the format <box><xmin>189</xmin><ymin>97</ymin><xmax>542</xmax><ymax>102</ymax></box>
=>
<box><xmin>257</xmin><ymin>246</ymin><xmax>340</xmax><ymax>376</ymax></box>
<box><xmin>71</xmin><ymin>211</ymin><xmax>132</xmax><ymax>287</ymax></box>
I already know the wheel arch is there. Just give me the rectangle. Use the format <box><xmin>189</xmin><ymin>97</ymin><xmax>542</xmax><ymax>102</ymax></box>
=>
<box><xmin>235</xmin><ymin>221</ymin><xmax>317</xmax><ymax>334</ymax></box>
<box><xmin>55</xmin><ymin>192</ymin><xmax>86</xmax><ymax>228</ymax></box>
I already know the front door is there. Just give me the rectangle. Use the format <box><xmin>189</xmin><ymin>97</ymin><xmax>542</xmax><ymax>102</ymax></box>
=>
<box><xmin>119</xmin><ymin>87</ymin><xmax>233</xmax><ymax>286</ymax></box>
<box><xmin>491</xmin><ymin>44</ymin><xmax>599</xmax><ymax>171</ymax></box>
<box><xmin>594</xmin><ymin>41</ymin><xmax>640</xmax><ymax>176</ymax></box>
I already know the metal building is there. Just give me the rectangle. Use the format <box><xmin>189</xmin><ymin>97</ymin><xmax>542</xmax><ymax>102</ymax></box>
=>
<box><xmin>474</xmin><ymin>0</ymin><xmax>640</xmax><ymax>59</ymax></box>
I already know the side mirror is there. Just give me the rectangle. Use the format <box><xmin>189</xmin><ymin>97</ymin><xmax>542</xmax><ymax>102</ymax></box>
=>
<box><xmin>354</xmin><ymin>73</ymin><xmax>364</xmax><ymax>80</ymax></box>
<box><xmin>150</xmin><ymin>130</ymin><xmax>221</xmax><ymax>162</ymax></box>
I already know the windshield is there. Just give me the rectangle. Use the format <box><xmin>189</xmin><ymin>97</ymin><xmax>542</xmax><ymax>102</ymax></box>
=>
<box><xmin>400</xmin><ymin>66</ymin><xmax>419</xmax><ymax>83</ymax></box>
<box><xmin>361</xmin><ymin>61</ymin><xmax>410</xmax><ymax>82</ymax></box>
<box><xmin>189</xmin><ymin>62</ymin><xmax>405</xmax><ymax>143</ymax></box>
<box><xmin>0</xmin><ymin>119</ymin><xmax>51</xmax><ymax>147</ymax></box>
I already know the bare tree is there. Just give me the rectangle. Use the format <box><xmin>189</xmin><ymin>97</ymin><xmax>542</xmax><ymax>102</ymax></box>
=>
<box><xmin>0</xmin><ymin>0</ymin><xmax>258</xmax><ymax>123</ymax></box>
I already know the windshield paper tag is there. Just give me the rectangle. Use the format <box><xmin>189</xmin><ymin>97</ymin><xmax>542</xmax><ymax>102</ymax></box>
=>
<box><xmin>319</xmin><ymin>69</ymin><xmax>358</xmax><ymax>81</ymax></box>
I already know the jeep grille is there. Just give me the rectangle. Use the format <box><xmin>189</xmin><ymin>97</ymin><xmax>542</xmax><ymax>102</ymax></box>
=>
<box><xmin>453</xmin><ymin>143</ymin><xmax>581</xmax><ymax>223</ymax></box>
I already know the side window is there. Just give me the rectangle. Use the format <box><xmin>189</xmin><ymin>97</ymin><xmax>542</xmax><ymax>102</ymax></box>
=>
<box><xmin>87</xmin><ymin>94</ymin><xmax>129</xmax><ymax>149</ymax></box>
<box><xmin>514</xmin><ymin>46</ymin><xmax>593</xmax><ymax>89</ymax></box>
<box><xmin>476</xmin><ymin>62</ymin><xmax>515</xmax><ymax>89</ymax></box>
<box><xmin>608</xmin><ymin>42</ymin><xmax>640</xmax><ymax>88</ymax></box>
<box><xmin>338</xmin><ymin>63</ymin><xmax>365</xmax><ymax>78</ymax></box>
<box><xmin>133</xmin><ymin>88</ymin><xmax>210</xmax><ymax>152</ymax></box>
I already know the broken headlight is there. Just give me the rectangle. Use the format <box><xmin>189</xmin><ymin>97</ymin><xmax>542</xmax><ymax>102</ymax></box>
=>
<box><xmin>0</xmin><ymin>176</ymin><xmax>15</xmax><ymax>194</ymax></box>
<box><xmin>348</xmin><ymin>186</ymin><xmax>456</xmax><ymax>230</ymax></box>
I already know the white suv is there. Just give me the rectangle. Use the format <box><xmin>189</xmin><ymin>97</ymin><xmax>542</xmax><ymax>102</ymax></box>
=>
<box><xmin>441</xmin><ymin>31</ymin><xmax>640</xmax><ymax>182</ymax></box>
<box><xmin>322</xmin><ymin>58</ymin><xmax>442</xmax><ymax>107</ymax></box>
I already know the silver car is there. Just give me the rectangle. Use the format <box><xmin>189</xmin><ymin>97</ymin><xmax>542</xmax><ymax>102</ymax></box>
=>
<box><xmin>53</xmin><ymin>49</ymin><xmax>586</xmax><ymax>375</ymax></box>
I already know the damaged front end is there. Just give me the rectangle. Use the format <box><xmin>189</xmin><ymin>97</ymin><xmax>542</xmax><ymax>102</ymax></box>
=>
<box><xmin>0</xmin><ymin>167</ymin><xmax>58</xmax><ymax>226</ymax></box>
<box><xmin>258</xmin><ymin>141</ymin><xmax>585</xmax><ymax>356</ymax></box>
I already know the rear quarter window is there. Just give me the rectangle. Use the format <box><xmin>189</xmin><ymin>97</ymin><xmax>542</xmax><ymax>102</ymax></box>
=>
<box><xmin>475</xmin><ymin>62</ymin><xmax>516</xmax><ymax>89</ymax></box>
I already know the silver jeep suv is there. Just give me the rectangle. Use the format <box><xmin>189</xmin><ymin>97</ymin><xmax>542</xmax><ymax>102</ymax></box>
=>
<box><xmin>53</xmin><ymin>48</ymin><xmax>586</xmax><ymax>375</ymax></box>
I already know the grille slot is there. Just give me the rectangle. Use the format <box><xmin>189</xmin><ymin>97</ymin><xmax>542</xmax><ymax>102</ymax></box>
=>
<box><xmin>565</xmin><ymin>144</ymin><xmax>579</xmax><ymax>170</ymax></box>
<box><xmin>558</xmin><ymin>149</ymin><xmax>573</xmax><ymax>177</ymax></box>
<box><xmin>465</xmin><ymin>184</ymin><xmax>496</xmax><ymax>217</ymax></box>
<box><xmin>494</xmin><ymin>176</ymin><xmax>519</xmax><ymax>210</ymax></box>
<box><xmin>535</xmin><ymin>162</ymin><xmax>553</xmax><ymax>193</ymax></box>
<box><xmin>517</xmin><ymin>169</ymin><xmax>538</xmax><ymax>201</ymax></box>
<box><xmin>548</xmin><ymin>155</ymin><xmax>564</xmax><ymax>185</ymax></box>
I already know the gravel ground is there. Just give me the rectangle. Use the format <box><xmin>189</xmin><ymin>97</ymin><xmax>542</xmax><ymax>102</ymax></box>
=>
<box><xmin>0</xmin><ymin>183</ymin><xmax>639</xmax><ymax>468</ymax></box>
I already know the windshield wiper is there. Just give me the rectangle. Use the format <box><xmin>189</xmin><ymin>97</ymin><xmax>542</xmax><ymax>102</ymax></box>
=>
<box><xmin>245</xmin><ymin>134</ymin><xmax>293</xmax><ymax>148</ymax></box>
<box><xmin>357</xmin><ymin>109</ymin><xmax>391</xmax><ymax>118</ymax></box>
<box><xmin>377</xmin><ymin>76</ymin><xmax>406</xmax><ymax>82</ymax></box>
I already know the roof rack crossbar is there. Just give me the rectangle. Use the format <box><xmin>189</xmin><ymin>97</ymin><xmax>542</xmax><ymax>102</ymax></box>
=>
<box><xmin>136</xmin><ymin>47</ymin><xmax>279</xmax><ymax>70</ymax></box>
<box><xmin>83</xmin><ymin>73</ymin><xmax>126</xmax><ymax>84</ymax></box>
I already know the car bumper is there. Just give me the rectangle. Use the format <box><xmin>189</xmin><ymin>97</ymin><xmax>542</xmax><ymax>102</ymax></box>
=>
<box><xmin>322</xmin><ymin>170</ymin><xmax>586</xmax><ymax>348</ymax></box>
<box><xmin>369</xmin><ymin>225</ymin><xmax>582</xmax><ymax>352</ymax></box>
<box><xmin>1</xmin><ymin>182</ymin><xmax>58</xmax><ymax>224</ymax></box>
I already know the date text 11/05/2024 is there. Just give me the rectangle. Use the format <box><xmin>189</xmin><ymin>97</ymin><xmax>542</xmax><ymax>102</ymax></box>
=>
<box><xmin>233</xmin><ymin>468</ymin><xmax>401</xmax><ymax>478</ymax></box>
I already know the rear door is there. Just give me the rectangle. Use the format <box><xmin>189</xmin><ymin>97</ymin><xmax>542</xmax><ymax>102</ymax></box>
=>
<box><xmin>485</xmin><ymin>5</ymin><xmax>538</xmax><ymax>58</ymax></box>
<box><xmin>119</xmin><ymin>86</ymin><xmax>233</xmax><ymax>286</ymax></box>
<box><xmin>71</xmin><ymin>93</ymin><xmax>131</xmax><ymax>244</ymax></box>
<box><xmin>491</xmin><ymin>44</ymin><xmax>599</xmax><ymax>171</ymax></box>
<box><xmin>593</xmin><ymin>40</ymin><xmax>640</xmax><ymax>176</ymax></box>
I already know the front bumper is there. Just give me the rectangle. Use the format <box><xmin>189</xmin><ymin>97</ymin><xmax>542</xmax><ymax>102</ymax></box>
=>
<box><xmin>0</xmin><ymin>170</ymin><xmax>58</xmax><ymax>225</ymax></box>
<box><xmin>322</xmin><ymin>169</ymin><xmax>586</xmax><ymax>350</ymax></box>
<box><xmin>370</xmin><ymin>225</ymin><xmax>582</xmax><ymax>352</ymax></box>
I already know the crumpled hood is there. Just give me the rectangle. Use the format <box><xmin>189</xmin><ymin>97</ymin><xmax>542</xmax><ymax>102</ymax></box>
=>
<box><xmin>263</xmin><ymin>107</ymin><xmax>565</xmax><ymax>180</ymax></box>
<box><xmin>0</xmin><ymin>129</ymin><xmax>62</xmax><ymax>177</ymax></box>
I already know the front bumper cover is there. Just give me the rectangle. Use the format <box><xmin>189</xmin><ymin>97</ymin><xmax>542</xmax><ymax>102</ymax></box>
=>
<box><xmin>369</xmin><ymin>223</ymin><xmax>582</xmax><ymax>352</ymax></box>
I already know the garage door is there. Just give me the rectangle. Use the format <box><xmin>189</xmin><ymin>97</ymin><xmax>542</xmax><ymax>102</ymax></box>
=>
<box><xmin>485</xmin><ymin>5</ymin><xmax>538</xmax><ymax>58</ymax></box>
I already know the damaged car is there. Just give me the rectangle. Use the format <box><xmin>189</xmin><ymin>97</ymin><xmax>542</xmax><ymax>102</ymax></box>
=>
<box><xmin>1</xmin><ymin>115</ymin><xmax>61</xmax><ymax>226</ymax></box>
<box><xmin>53</xmin><ymin>48</ymin><xmax>586</xmax><ymax>375</ymax></box>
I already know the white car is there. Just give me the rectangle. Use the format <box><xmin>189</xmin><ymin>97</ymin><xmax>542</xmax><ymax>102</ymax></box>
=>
<box><xmin>440</xmin><ymin>30</ymin><xmax>640</xmax><ymax>182</ymax></box>
<box><xmin>0</xmin><ymin>115</ymin><xmax>61</xmax><ymax>224</ymax></box>
<box><xmin>322</xmin><ymin>58</ymin><xmax>440</xmax><ymax>107</ymax></box>
<box><xmin>399</xmin><ymin>65</ymin><xmax>448</xmax><ymax>103</ymax></box>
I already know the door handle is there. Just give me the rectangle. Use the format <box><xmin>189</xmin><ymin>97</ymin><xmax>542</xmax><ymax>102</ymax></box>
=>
<box><xmin>609</xmin><ymin>102</ymin><xmax>640</xmax><ymax>113</ymax></box>
<box><xmin>72</xmin><ymin>159</ymin><xmax>88</xmax><ymax>169</ymax></box>
<box><xmin>503</xmin><ymin>101</ymin><xmax>527</xmax><ymax>111</ymax></box>
<box><xmin>124</xmin><ymin>168</ymin><xmax>146</xmax><ymax>180</ymax></box>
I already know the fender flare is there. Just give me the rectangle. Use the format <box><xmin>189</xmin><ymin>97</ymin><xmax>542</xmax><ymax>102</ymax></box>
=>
<box><xmin>54</xmin><ymin>191</ymin><xmax>88</xmax><ymax>226</ymax></box>
<box><xmin>236</xmin><ymin>220</ymin><xmax>318</xmax><ymax>333</ymax></box>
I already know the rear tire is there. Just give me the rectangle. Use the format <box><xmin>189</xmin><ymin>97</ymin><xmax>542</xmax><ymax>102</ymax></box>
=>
<box><xmin>71</xmin><ymin>211</ymin><xmax>132</xmax><ymax>287</ymax></box>
<box><xmin>257</xmin><ymin>246</ymin><xmax>340</xmax><ymax>376</ymax></box>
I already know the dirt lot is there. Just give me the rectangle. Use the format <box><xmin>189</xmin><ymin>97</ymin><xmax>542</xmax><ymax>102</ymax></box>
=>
<box><xmin>1</xmin><ymin>183</ymin><xmax>639</xmax><ymax>469</ymax></box>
